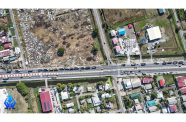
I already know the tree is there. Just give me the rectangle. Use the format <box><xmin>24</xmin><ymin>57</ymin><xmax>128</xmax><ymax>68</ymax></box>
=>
<box><xmin>91</xmin><ymin>28</ymin><xmax>98</xmax><ymax>38</ymax></box>
<box><xmin>175</xmin><ymin>26</ymin><xmax>181</xmax><ymax>33</ymax></box>
<box><xmin>57</xmin><ymin>48</ymin><xmax>65</xmax><ymax>57</ymax></box>
<box><xmin>123</xmin><ymin>96</ymin><xmax>133</xmax><ymax>109</ymax></box>
<box><xmin>16</xmin><ymin>82</ymin><xmax>29</xmax><ymax>97</ymax></box>
<box><xmin>91</xmin><ymin>44</ymin><xmax>98</xmax><ymax>55</ymax></box>
<box><xmin>56</xmin><ymin>83</ymin><xmax>66</xmax><ymax>92</ymax></box>
<box><xmin>151</xmin><ymin>92</ymin><xmax>157</xmax><ymax>100</ymax></box>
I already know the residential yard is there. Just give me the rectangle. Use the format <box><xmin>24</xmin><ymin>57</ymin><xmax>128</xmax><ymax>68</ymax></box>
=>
<box><xmin>163</xmin><ymin>75</ymin><xmax>175</xmax><ymax>86</ymax></box>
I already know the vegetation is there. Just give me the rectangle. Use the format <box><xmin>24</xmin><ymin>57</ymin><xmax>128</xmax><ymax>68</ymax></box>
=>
<box><xmin>91</xmin><ymin>44</ymin><xmax>98</xmax><ymax>55</ymax></box>
<box><xmin>163</xmin><ymin>74</ymin><xmax>175</xmax><ymax>86</ymax></box>
<box><xmin>57</xmin><ymin>48</ymin><xmax>65</xmax><ymax>57</ymax></box>
<box><xmin>16</xmin><ymin>82</ymin><xmax>29</xmax><ymax>97</ymax></box>
<box><xmin>123</xmin><ymin>96</ymin><xmax>133</xmax><ymax>109</ymax></box>
<box><xmin>176</xmin><ymin>9</ymin><xmax>186</xmax><ymax>21</ymax></box>
<box><xmin>91</xmin><ymin>28</ymin><xmax>98</xmax><ymax>38</ymax></box>
<box><xmin>150</xmin><ymin>92</ymin><xmax>157</xmax><ymax>100</ymax></box>
<box><xmin>56</xmin><ymin>83</ymin><xmax>66</xmax><ymax>92</ymax></box>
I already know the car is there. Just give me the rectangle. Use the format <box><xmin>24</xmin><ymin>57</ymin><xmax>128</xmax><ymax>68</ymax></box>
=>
<box><xmin>28</xmin><ymin>70</ymin><xmax>33</xmax><ymax>73</ymax></box>
<box><xmin>122</xmin><ymin>64</ymin><xmax>126</xmax><ymax>66</ymax></box>
<box><xmin>65</xmin><ymin>68</ymin><xmax>70</xmax><ymax>70</ymax></box>
<box><xmin>43</xmin><ymin>69</ymin><xmax>48</xmax><ymax>72</ymax></box>
<box><xmin>154</xmin><ymin>62</ymin><xmax>159</xmax><ymax>65</ymax></box>
<box><xmin>38</xmin><ymin>69</ymin><xmax>43</xmax><ymax>72</ymax></box>
<box><xmin>178</xmin><ymin>61</ymin><xmax>184</xmax><ymax>65</ymax></box>
<box><xmin>6</xmin><ymin>71</ymin><xmax>11</xmax><ymax>73</ymax></box>
<box><xmin>85</xmin><ymin>67</ymin><xmax>90</xmax><ymax>70</ymax></box>
<box><xmin>141</xmin><ymin>63</ymin><xmax>146</xmax><ymax>66</ymax></box>
<box><xmin>69</xmin><ymin>68</ymin><xmax>74</xmax><ymax>70</ymax></box>
<box><xmin>173</xmin><ymin>61</ymin><xmax>178</xmax><ymax>64</ymax></box>
<box><xmin>167</xmin><ymin>62</ymin><xmax>172</xmax><ymax>64</ymax></box>
<box><xmin>80</xmin><ymin>67</ymin><xmax>85</xmax><ymax>70</ymax></box>
<box><xmin>162</xmin><ymin>62</ymin><xmax>166</xmax><ymax>65</ymax></box>
<box><xmin>120</xmin><ymin>72</ymin><xmax>124</xmax><ymax>75</ymax></box>
<box><xmin>59</xmin><ymin>68</ymin><xmax>64</xmax><ymax>70</ymax></box>
<box><xmin>15</xmin><ymin>70</ymin><xmax>20</xmax><ymax>73</ymax></box>
<box><xmin>131</xmin><ymin>63</ymin><xmax>136</xmax><ymax>66</ymax></box>
<box><xmin>92</xmin><ymin>66</ymin><xmax>96</xmax><ymax>69</ymax></box>
<box><xmin>74</xmin><ymin>67</ymin><xmax>79</xmax><ymax>70</ymax></box>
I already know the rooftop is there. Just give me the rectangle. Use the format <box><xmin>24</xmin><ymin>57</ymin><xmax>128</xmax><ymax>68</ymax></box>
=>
<box><xmin>147</xmin><ymin>26</ymin><xmax>162</xmax><ymax>41</ymax></box>
<box><xmin>39</xmin><ymin>91</ymin><xmax>53</xmax><ymax>113</ymax></box>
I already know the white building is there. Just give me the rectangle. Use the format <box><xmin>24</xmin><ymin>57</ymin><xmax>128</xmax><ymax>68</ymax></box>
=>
<box><xmin>123</xmin><ymin>78</ymin><xmax>132</xmax><ymax>89</ymax></box>
<box><xmin>147</xmin><ymin>26</ymin><xmax>162</xmax><ymax>41</ymax></box>
<box><xmin>0</xmin><ymin>89</ymin><xmax>8</xmax><ymax>113</ymax></box>
<box><xmin>66</xmin><ymin>102</ymin><xmax>74</xmax><ymax>108</ymax></box>
<box><xmin>92</xmin><ymin>95</ymin><xmax>101</xmax><ymax>106</ymax></box>
<box><xmin>167</xmin><ymin>97</ymin><xmax>177</xmax><ymax>105</ymax></box>
<box><xmin>61</xmin><ymin>91</ymin><xmax>69</xmax><ymax>101</ymax></box>
<box><xmin>131</xmin><ymin>78</ymin><xmax>141</xmax><ymax>88</ymax></box>
<box><xmin>110</xmin><ymin>30</ymin><xmax>117</xmax><ymax>37</ymax></box>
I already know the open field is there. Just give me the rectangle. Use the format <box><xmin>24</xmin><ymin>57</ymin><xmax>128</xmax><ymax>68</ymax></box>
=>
<box><xmin>17</xmin><ymin>9</ymin><xmax>104</xmax><ymax>68</ymax></box>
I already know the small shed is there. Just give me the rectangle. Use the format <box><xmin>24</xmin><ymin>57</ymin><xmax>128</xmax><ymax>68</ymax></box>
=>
<box><xmin>118</xmin><ymin>28</ymin><xmax>126</xmax><ymax>36</ymax></box>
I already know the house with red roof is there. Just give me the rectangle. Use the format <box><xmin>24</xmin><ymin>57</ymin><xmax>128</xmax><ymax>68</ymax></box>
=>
<box><xmin>0</xmin><ymin>49</ymin><xmax>11</xmax><ymax>58</ymax></box>
<box><xmin>142</xmin><ymin>77</ymin><xmax>153</xmax><ymax>84</ymax></box>
<box><xmin>39</xmin><ymin>91</ymin><xmax>53</xmax><ymax>113</ymax></box>
<box><xmin>176</xmin><ymin>76</ymin><xmax>186</xmax><ymax>88</ymax></box>
<box><xmin>180</xmin><ymin>87</ymin><xmax>186</xmax><ymax>95</ymax></box>
<box><xmin>169</xmin><ymin>104</ymin><xmax>177</xmax><ymax>113</ymax></box>
<box><xmin>156</xmin><ymin>76</ymin><xmax>165</xmax><ymax>88</ymax></box>
<box><xmin>3</xmin><ymin>43</ymin><xmax>12</xmax><ymax>49</ymax></box>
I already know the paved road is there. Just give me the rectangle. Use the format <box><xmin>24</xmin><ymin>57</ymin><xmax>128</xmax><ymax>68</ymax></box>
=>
<box><xmin>172</xmin><ymin>9</ymin><xmax>186</xmax><ymax>52</ymax></box>
<box><xmin>0</xmin><ymin>61</ymin><xmax>186</xmax><ymax>82</ymax></box>
<box><xmin>9</xmin><ymin>9</ymin><xmax>26</xmax><ymax>69</ymax></box>
<box><xmin>92</xmin><ymin>9</ymin><xmax>113</xmax><ymax>65</ymax></box>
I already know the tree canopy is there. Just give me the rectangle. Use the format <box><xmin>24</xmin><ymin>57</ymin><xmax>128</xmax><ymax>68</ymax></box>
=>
<box><xmin>16</xmin><ymin>82</ymin><xmax>29</xmax><ymax>97</ymax></box>
<box><xmin>57</xmin><ymin>48</ymin><xmax>65</xmax><ymax>57</ymax></box>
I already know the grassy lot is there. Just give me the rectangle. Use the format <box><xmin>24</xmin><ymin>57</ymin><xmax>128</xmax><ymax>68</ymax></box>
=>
<box><xmin>163</xmin><ymin>74</ymin><xmax>175</xmax><ymax>86</ymax></box>
<box><xmin>33</xmin><ymin>88</ymin><xmax>42</xmax><ymax>113</ymax></box>
<box><xmin>13</xmin><ymin>39</ymin><xmax>18</xmax><ymax>47</ymax></box>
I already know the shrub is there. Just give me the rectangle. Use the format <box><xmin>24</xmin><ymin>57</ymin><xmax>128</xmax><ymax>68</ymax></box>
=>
<box><xmin>57</xmin><ymin>48</ymin><xmax>65</xmax><ymax>57</ymax></box>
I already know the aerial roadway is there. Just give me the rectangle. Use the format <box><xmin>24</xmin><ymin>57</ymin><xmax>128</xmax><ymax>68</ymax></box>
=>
<box><xmin>0</xmin><ymin>60</ymin><xmax>185</xmax><ymax>82</ymax></box>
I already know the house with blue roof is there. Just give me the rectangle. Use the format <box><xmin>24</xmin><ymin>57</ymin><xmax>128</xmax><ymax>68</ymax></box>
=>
<box><xmin>118</xmin><ymin>28</ymin><xmax>126</xmax><ymax>37</ymax></box>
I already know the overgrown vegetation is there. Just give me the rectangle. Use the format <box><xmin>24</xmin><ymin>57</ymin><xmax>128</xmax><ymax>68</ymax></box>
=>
<box><xmin>16</xmin><ymin>82</ymin><xmax>29</xmax><ymax>97</ymax></box>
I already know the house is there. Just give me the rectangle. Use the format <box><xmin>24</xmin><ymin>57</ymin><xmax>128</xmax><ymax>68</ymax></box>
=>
<box><xmin>112</xmin><ymin>38</ymin><xmax>119</xmax><ymax>45</ymax></box>
<box><xmin>3</xmin><ymin>43</ymin><xmax>12</xmax><ymax>49</ymax></box>
<box><xmin>156</xmin><ymin>76</ymin><xmax>165</xmax><ymax>88</ymax></box>
<box><xmin>148</xmin><ymin>106</ymin><xmax>158</xmax><ymax>113</ymax></box>
<box><xmin>80</xmin><ymin>99</ymin><xmax>86</xmax><ymax>105</ymax></box>
<box><xmin>3</xmin><ymin>56</ymin><xmax>9</xmax><ymax>62</ymax></box>
<box><xmin>157</xmin><ymin>91</ymin><xmax>164</xmax><ymax>99</ymax></box>
<box><xmin>176</xmin><ymin>76</ymin><xmax>186</xmax><ymax>88</ymax></box>
<box><xmin>68</xmin><ymin>108</ymin><xmax>75</xmax><ymax>113</ymax></box>
<box><xmin>146</xmin><ymin>26</ymin><xmax>162</xmax><ymax>41</ymax></box>
<box><xmin>110</xmin><ymin>30</ymin><xmax>117</xmax><ymax>37</ymax></box>
<box><xmin>167</xmin><ymin>97</ymin><xmax>177</xmax><ymax>105</ymax></box>
<box><xmin>131</xmin><ymin>78</ymin><xmax>141</xmax><ymax>88</ymax></box>
<box><xmin>0</xmin><ymin>36</ymin><xmax>10</xmax><ymax>44</ymax></box>
<box><xmin>0</xmin><ymin>89</ymin><xmax>8</xmax><ymax>113</ymax></box>
<box><xmin>96</xmin><ymin>106</ymin><xmax>101</xmax><ymax>113</ymax></box>
<box><xmin>169</xmin><ymin>104</ymin><xmax>177</xmax><ymax>113</ymax></box>
<box><xmin>142</xmin><ymin>77</ymin><xmax>153</xmax><ymax>84</ymax></box>
<box><xmin>158</xmin><ymin>9</ymin><xmax>166</xmax><ymax>15</ymax></box>
<box><xmin>101</xmin><ymin>93</ymin><xmax>112</xmax><ymax>99</ymax></box>
<box><xmin>92</xmin><ymin>95</ymin><xmax>101</xmax><ymax>106</ymax></box>
<box><xmin>144</xmin><ymin>84</ymin><xmax>152</xmax><ymax>90</ymax></box>
<box><xmin>162</xmin><ymin>107</ymin><xmax>169</xmax><ymax>113</ymax></box>
<box><xmin>114</xmin><ymin>46</ymin><xmax>121</xmax><ymax>54</ymax></box>
<box><xmin>180</xmin><ymin>87</ymin><xmax>186</xmax><ymax>94</ymax></box>
<box><xmin>181</xmin><ymin>95</ymin><xmax>186</xmax><ymax>102</ymax></box>
<box><xmin>135</xmin><ymin>104</ymin><xmax>143</xmax><ymax>111</ymax></box>
<box><xmin>61</xmin><ymin>91</ymin><xmax>69</xmax><ymax>101</ymax></box>
<box><xmin>39</xmin><ymin>91</ymin><xmax>53</xmax><ymax>113</ymax></box>
<box><xmin>123</xmin><ymin>78</ymin><xmax>132</xmax><ymax>90</ymax></box>
<box><xmin>87</xmin><ymin>86</ymin><xmax>94</xmax><ymax>92</ymax></box>
<box><xmin>0</xmin><ymin>49</ymin><xmax>11</xmax><ymax>58</ymax></box>
<box><xmin>105</xmin><ymin>83</ymin><xmax>111</xmax><ymax>91</ymax></box>
<box><xmin>146</xmin><ymin>100</ymin><xmax>157</xmax><ymax>107</ymax></box>
<box><xmin>118</xmin><ymin>28</ymin><xmax>126</xmax><ymax>36</ymax></box>
<box><xmin>66</xmin><ymin>102</ymin><xmax>74</xmax><ymax>108</ymax></box>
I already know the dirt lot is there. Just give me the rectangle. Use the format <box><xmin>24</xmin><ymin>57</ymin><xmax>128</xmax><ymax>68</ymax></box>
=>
<box><xmin>103</xmin><ymin>9</ymin><xmax>158</xmax><ymax>25</ymax></box>
<box><xmin>7</xmin><ymin>88</ymin><xmax>28</xmax><ymax>113</ymax></box>
<box><xmin>18</xmin><ymin>9</ymin><xmax>103</xmax><ymax>67</ymax></box>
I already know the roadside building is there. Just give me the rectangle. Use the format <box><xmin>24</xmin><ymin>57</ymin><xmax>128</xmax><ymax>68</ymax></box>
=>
<box><xmin>114</xmin><ymin>46</ymin><xmax>121</xmax><ymax>54</ymax></box>
<box><xmin>142</xmin><ymin>77</ymin><xmax>153</xmax><ymax>84</ymax></box>
<box><xmin>176</xmin><ymin>76</ymin><xmax>186</xmax><ymax>88</ymax></box>
<box><xmin>144</xmin><ymin>84</ymin><xmax>153</xmax><ymax>91</ymax></box>
<box><xmin>146</xmin><ymin>100</ymin><xmax>157</xmax><ymax>108</ymax></box>
<box><xmin>146</xmin><ymin>26</ymin><xmax>162</xmax><ymax>41</ymax></box>
<box><xmin>15</xmin><ymin>47</ymin><xmax>21</xmax><ymax>55</ymax></box>
<box><xmin>4</xmin><ymin>95</ymin><xmax>16</xmax><ymax>109</ymax></box>
<box><xmin>101</xmin><ymin>93</ymin><xmax>112</xmax><ymax>99</ymax></box>
<box><xmin>39</xmin><ymin>91</ymin><xmax>53</xmax><ymax>113</ymax></box>
<box><xmin>118</xmin><ymin>28</ymin><xmax>126</xmax><ymax>37</ymax></box>
<box><xmin>131</xmin><ymin>78</ymin><xmax>141</xmax><ymax>88</ymax></box>
<box><xmin>87</xmin><ymin>98</ymin><xmax>92</xmax><ymax>104</ymax></box>
<box><xmin>110</xmin><ymin>30</ymin><xmax>117</xmax><ymax>37</ymax></box>
<box><xmin>0</xmin><ymin>36</ymin><xmax>10</xmax><ymax>44</ymax></box>
<box><xmin>123</xmin><ymin>78</ymin><xmax>132</xmax><ymax>90</ymax></box>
